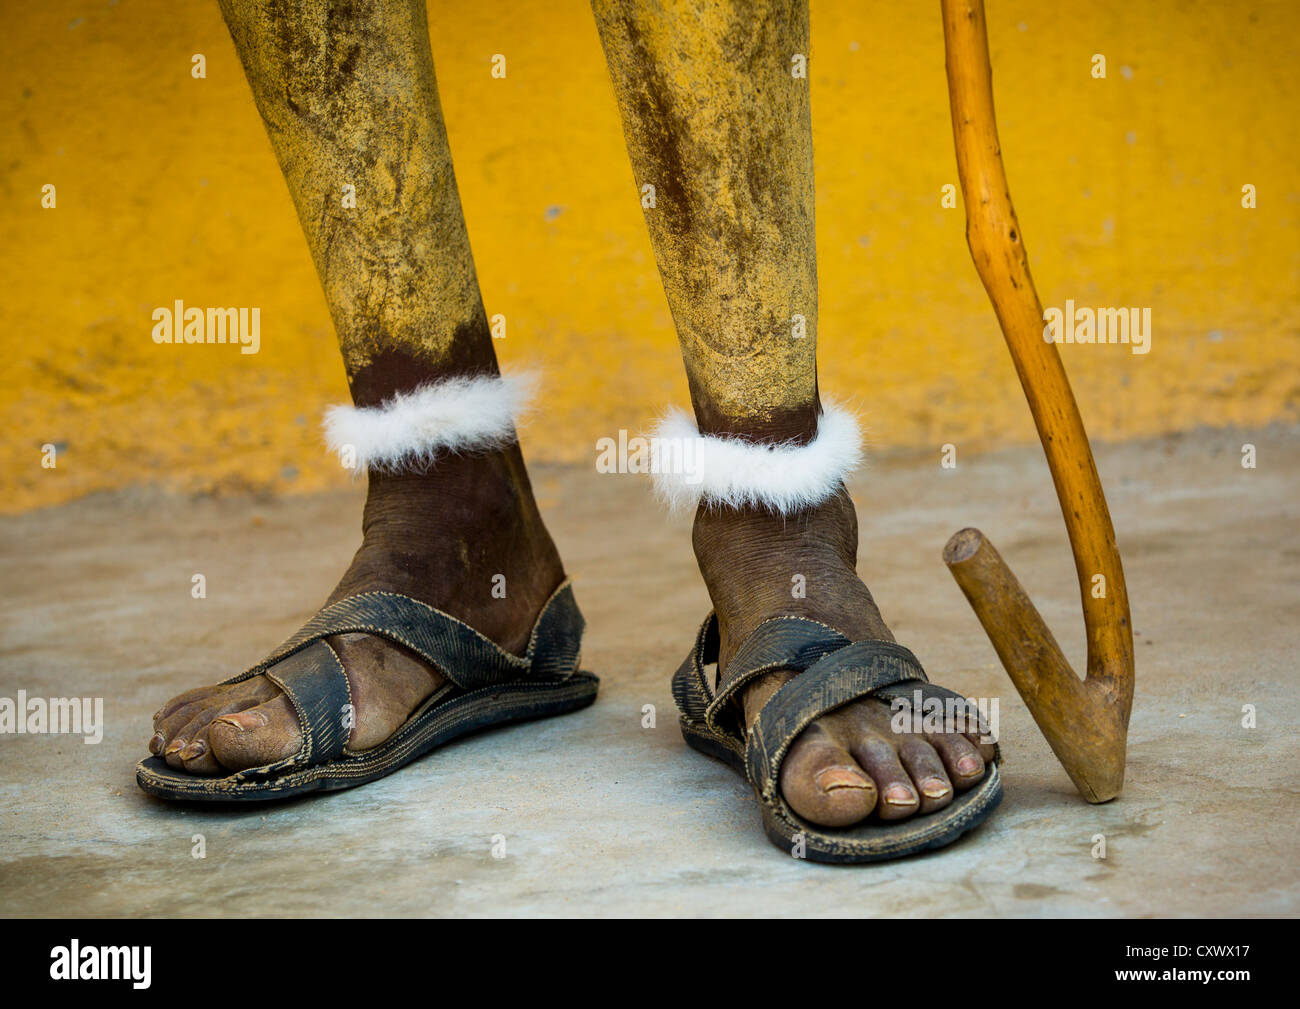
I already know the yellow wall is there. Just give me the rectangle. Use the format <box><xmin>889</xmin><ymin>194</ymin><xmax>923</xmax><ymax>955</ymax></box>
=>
<box><xmin>3</xmin><ymin>0</ymin><xmax>1297</xmax><ymax>512</ymax></box>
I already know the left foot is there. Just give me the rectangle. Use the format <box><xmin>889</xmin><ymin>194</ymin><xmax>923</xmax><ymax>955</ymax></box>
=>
<box><xmin>146</xmin><ymin>445</ymin><xmax>565</xmax><ymax>775</ymax></box>
<box><xmin>693</xmin><ymin>487</ymin><xmax>996</xmax><ymax>828</ymax></box>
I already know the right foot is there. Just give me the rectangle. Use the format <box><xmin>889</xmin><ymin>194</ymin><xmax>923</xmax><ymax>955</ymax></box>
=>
<box><xmin>147</xmin><ymin>444</ymin><xmax>565</xmax><ymax>775</ymax></box>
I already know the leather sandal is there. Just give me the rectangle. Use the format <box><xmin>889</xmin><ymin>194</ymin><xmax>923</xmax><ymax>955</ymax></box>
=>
<box><xmin>672</xmin><ymin>614</ymin><xmax>1001</xmax><ymax>862</ymax></box>
<box><xmin>137</xmin><ymin>581</ymin><xmax>597</xmax><ymax>801</ymax></box>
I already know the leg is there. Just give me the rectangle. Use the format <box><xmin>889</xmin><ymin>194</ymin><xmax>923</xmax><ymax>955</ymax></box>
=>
<box><xmin>148</xmin><ymin>0</ymin><xmax>563</xmax><ymax>774</ymax></box>
<box><xmin>594</xmin><ymin>0</ymin><xmax>994</xmax><ymax>827</ymax></box>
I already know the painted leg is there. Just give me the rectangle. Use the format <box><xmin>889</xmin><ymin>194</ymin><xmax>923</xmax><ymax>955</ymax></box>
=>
<box><xmin>148</xmin><ymin>0</ymin><xmax>564</xmax><ymax>775</ymax></box>
<box><xmin>594</xmin><ymin>0</ymin><xmax>994</xmax><ymax>828</ymax></box>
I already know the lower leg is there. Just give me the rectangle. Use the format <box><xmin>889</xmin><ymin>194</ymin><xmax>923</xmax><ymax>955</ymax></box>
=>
<box><xmin>595</xmin><ymin>0</ymin><xmax>991</xmax><ymax>826</ymax></box>
<box><xmin>594</xmin><ymin>0</ymin><xmax>881</xmax><ymax>651</ymax></box>
<box><xmin>149</xmin><ymin>0</ymin><xmax>562</xmax><ymax>774</ymax></box>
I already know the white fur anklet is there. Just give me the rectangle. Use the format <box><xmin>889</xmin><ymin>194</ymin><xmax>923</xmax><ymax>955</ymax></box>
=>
<box><xmin>323</xmin><ymin>371</ymin><xmax>536</xmax><ymax>473</ymax></box>
<box><xmin>649</xmin><ymin>401</ymin><xmax>863</xmax><ymax>514</ymax></box>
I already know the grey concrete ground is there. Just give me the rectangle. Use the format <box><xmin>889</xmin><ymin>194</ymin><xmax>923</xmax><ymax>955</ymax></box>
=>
<box><xmin>1</xmin><ymin>426</ymin><xmax>1297</xmax><ymax>917</ymax></box>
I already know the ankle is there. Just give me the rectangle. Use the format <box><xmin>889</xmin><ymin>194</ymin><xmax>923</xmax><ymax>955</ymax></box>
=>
<box><xmin>691</xmin><ymin>487</ymin><xmax>892</xmax><ymax>669</ymax></box>
<box><xmin>330</xmin><ymin>443</ymin><xmax>565</xmax><ymax>654</ymax></box>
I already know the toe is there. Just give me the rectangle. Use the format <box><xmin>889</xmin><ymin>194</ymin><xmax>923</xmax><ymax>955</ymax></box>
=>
<box><xmin>162</xmin><ymin>694</ymin><xmax>261</xmax><ymax>771</ymax></box>
<box><xmin>176</xmin><ymin>723</ymin><xmax>221</xmax><ymax>776</ymax></box>
<box><xmin>778</xmin><ymin>723</ymin><xmax>878</xmax><ymax>828</ymax></box>
<box><xmin>163</xmin><ymin>706</ymin><xmax>224</xmax><ymax>770</ymax></box>
<box><xmin>150</xmin><ymin>677</ymin><xmax>278</xmax><ymax>759</ymax></box>
<box><xmin>153</xmin><ymin>684</ymin><xmax>224</xmax><ymax>724</ymax></box>
<box><xmin>849</xmin><ymin>734</ymin><xmax>921</xmax><ymax>820</ymax></box>
<box><xmin>154</xmin><ymin>697</ymin><xmax>216</xmax><ymax>753</ymax></box>
<box><xmin>209</xmin><ymin>694</ymin><xmax>302</xmax><ymax>772</ymax></box>
<box><xmin>955</xmin><ymin>703</ymin><xmax>997</xmax><ymax>764</ymax></box>
<box><xmin>926</xmin><ymin>731</ymin><xmax>986</xmax><ymax>790</ymax></box>
<box><xmin>176</xmin><ymin>695</ymin><xmax>267</xmax><ymax>775</ymax></box>
<box><xmin>963</xmin><ymin>730</ymin><xmax>997</xmax><ymax>766</ymax></box>
<box><xmin>896</xmin><ymin>738</ymin><xmax>954</xmax><ymax>814</ymax></box>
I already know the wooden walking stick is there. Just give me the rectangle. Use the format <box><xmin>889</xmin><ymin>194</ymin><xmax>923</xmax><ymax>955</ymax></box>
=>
<box><xmin>938</xmin><ymin>0</ymin><xmax>1134</xmax><ymax>802</ymax></box>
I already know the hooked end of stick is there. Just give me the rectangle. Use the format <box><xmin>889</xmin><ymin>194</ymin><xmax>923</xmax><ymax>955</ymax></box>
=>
<box><xmin>943</xmin><ymin>524</ymin><xmax>1130</xmax><ymax>804</ymax></box>
<box><xmin>943</xmin><ymin>526</ymin><xmax>985</xmax><ymax>566</ymax></box>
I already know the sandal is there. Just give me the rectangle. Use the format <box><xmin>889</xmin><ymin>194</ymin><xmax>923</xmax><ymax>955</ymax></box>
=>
<box><xmin>672</xmin><ymin>614</ymin><xmax>1001</xmax><ymax>862</ymax></box>
<box><xmin>137</xmin><ymin>581</ymin><xmax>597</xmax><ymax>801</ymax></box>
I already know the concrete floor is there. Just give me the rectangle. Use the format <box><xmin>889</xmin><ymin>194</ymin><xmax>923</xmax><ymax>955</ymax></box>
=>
<box><xmin>1</xmin><ymin>426</ymin><xmax>1297</xmax><ymax>917</ymax></box>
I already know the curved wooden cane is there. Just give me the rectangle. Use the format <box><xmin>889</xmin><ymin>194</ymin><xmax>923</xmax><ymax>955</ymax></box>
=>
<box><xmin>939</xmin><ymin>0</ymin><xmax>1134</xmax><ymax>802</ymax></box>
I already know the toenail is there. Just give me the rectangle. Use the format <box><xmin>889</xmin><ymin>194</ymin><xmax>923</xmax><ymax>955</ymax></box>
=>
<box><xmin>920</xmin><ymin>777</ymin><xmax>951</xmax><ymax>799</ymax></box>
<box><xmin>884</xmin><ymin>785</ymin><xmax>917</xmax><ymax>805</ymax></box>
<box><xmin>217</xmin><ymin>710</ymin><xmax>268</xmax><ymax>731</ymax></box>
<box><xmin>148</xmin><ymin>733</ymin><xmax>166</xmax><ymax>755</ymax></box>
<box><xmin>957</xmin><ymin>756</ymin><xmax>982</xmax><ymax>775</ymax></box>
<box><xmin>179</xmin><ymin>741</ymin><xmax>207</xmax><ymax>760</ymax></box>
<box><xmin>164</xmin><ymin>739</ymin><xmax>186</xmax><ymax>756</ymax></box>
<box><xmin>816</xmin><ymin>767</ymin><xmax>870</xmax><ymax>792</ymax></box>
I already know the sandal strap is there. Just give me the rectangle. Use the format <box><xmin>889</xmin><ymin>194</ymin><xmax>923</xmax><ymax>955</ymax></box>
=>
<box><xmin>744</xmin><ymin>640</ymin><xmax>928</xmax><ymax>802</ymax></box>
<box><xmin>671</xmin><ymin>614</ymin><xmax>890</xmax><ymax>740</ymax></box>
<box><xmin>262</xmin><ymin>640</ymin><xmax>353</xmax><ymax>765</ymax></box>
<box><xmin>706</xmin><ymin>616</ymin><xmax>851</xmax><ymax>732</ymax></box>
<box><xmin>228</xmin><ymin>581</ymin><xmax>584</xmax><ymax>694</ymax></box>
<box><xmin>670</xmin><ymin>614</ymin><xmax>719</xmax><ymax>724</ymax></box>
<box><xmin>219</xmin><ymin>581</ymin><xmax>583</xmax><ymax>770</ymax></box>
<box><xmin>524</xmin><ymin>582</ymin><xmax>587</xmax><ymax>681</ymax></box>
